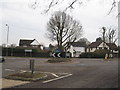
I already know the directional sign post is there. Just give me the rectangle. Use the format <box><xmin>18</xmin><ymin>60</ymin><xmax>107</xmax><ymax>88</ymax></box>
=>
<box><xmin>58</xmin><ymin>53</ymin><xmax>61</xmax><ymax>58</ymax></box>
<box><xmin>52</xmin><ymin>53</ymin><xmax>56</xmax><ymax>57</ymax></box>
<box><xmin>52</xmin><ymin>52</ymin><xmax>61</xmax><ymax>58</ymax></box>
<box><xmin>52</xmin><ymin>48</ymin><xmax>63</xmax><ymax>58</ymax></box>
<box><xmin>24</xmin><ymin>49</ymin><xmax>32</xmax><ymax>57</ymax></box>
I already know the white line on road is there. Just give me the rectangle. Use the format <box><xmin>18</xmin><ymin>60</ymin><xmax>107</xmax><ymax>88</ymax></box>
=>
<box><xmin>20</xmin><ymin>70</ymin><xmax>27</xmax><ymax>73</ymax></box>
<box><xmin>43</xmin><ymin>74</ymin><xmax>72</xmax><ymax>84</ymax></box>
<box><xmin>50</xmin><ymin>73</ymin><xmax>59</xmax><ymax>77</ymax></box>
<box><xmin>5</xmin><ymin>69</ymin><xmax>15</xmax><ymax>72</ymax></box>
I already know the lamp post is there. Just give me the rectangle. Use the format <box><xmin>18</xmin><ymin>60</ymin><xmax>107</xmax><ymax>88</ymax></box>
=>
<box><xmin>6</xmin><ymin>24</ymin><xmax>9</xmax><ymax>56</ymax></box>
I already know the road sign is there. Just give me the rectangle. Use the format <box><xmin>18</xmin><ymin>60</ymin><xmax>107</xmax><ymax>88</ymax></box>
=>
<box><xmin>25</xmin><ymin>49</ymin><xmax>32</xmax><ymax>57</ymax></box>
<box><xmin>53</xmin><ymin>53</ymin><xmax>56</xmax><ymax>57</ymax></box>
<box><xmin>58</xmin><ymin>53</ymin><xmax>61</xmax><ymax>57</ymax></box>
<box><xmin>52</xmin><ymin>52</ymin><xmax>61</xmax><ymax>58</ymax></box>
<box><xmin>25</xmin><ymin>49</ymin><xmax>32</xmax><ymax>52</ymax></box>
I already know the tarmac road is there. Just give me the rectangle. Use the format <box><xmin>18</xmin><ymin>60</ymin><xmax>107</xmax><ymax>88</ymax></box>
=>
<box><xmin>2</xmin><ymin>57</ymin><xmax>118</xmax><ymax>88</ymax></box>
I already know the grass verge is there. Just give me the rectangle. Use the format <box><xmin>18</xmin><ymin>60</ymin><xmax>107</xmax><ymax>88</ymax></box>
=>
<box><xmin>47</xmin><ymin>58</ymin><xmax>71</xmax><ymax>63</ymax></box>
<box><xmin>5</xmin><ymin>72</ymin><xmax>47</xmax><ymax>81</ymax></box>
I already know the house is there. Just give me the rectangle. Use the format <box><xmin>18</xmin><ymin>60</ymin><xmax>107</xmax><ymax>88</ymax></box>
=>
<box><xmin>19</xmin><ymin>39</ymin><xmax>43</xmax><ymax>50</ymax></box>
<box><xmin>86</xmin><ymin>40</ymin><xmax>118</xmax><ymax>53</ymax></box>
<box><xmin>106</xmin><ymin>43</ymin><xmax>118</xmax><ymax>53</ymax></box>
<box><xmin>68</xmin><ymin>42</ymin><xmax>87</xmax><ymax>57</ymax></box>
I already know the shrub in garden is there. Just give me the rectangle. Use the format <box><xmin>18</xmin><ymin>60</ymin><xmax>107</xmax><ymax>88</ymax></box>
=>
<box><xmin>94</xmin><ymin>49</ymin><xmax>111</xmax><ymax>58</ymax></box>
<box><xmin>79</xmin><ymin>52</ymin><xmax>94</xmax><ymax>58</ymax></box>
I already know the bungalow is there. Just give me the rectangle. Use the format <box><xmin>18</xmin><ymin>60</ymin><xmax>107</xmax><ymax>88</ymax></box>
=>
<box><xmin>19</xmin><ymin>39</ymin><xmax>43</xmax><ymax>50</ymax></box>
<box><xmin>68</xmin><ymin>42</ymin><xmax>87</xmax><ymax>57</ymax></box>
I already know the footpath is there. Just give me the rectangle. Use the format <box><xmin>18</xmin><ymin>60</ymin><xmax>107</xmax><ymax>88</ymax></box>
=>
<box><xmin>1</xmin><ymin>78</ymin><xmax>29</xmax><ymax>88</ymax></box>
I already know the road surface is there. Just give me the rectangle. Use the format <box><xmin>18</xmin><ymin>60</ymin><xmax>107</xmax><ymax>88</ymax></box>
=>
<box><xmin>2</xmin><ymin>57</ymin><xmax>118</xmax><ymax>88</ymax></box>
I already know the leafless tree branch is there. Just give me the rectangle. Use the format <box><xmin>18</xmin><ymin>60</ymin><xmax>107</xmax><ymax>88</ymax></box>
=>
<box><xmin>64</xmin><ymin>0</ymin><xmax>78</xmax><ymax>11</ymax></box>
<box><xmin>47</xmin><ymin>11</ymin><xmax>82</xmax><ymax>50</ymax></box>
<box><xmin>108</xmin><ymin>0</ymin><xmax>116</xmax><ymax>15</ymax></box>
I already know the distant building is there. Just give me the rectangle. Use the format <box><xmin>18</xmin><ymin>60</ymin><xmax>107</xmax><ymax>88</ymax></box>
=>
<box><xmin>68</xmin><ymin>42</ymin><xmax>87</xmax><ymax>57</ymax></box>
<box><xmin>2</xmin><ymin>44</ymin><xmax>7</xmax><ymax>47</ymax></box>
<box><xmin>86</xmin><ymin>40</ymin><xmax>118</xmax><ymax>53</ymax></box>
<box><xmin>106</xmin><ymin>43</ymin><xmax>118</xmax><ymax>53</ymax></box>
<box><xmin>19</xmin><ymin>39</ymin><xmax>43</xmax><ymax>50</ymax></box>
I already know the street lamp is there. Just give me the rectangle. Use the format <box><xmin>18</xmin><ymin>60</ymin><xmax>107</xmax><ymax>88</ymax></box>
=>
<box><xmin>6</xmin><ymin>24</ymin><xmax>9</xmax><ymax>56</ymax></box>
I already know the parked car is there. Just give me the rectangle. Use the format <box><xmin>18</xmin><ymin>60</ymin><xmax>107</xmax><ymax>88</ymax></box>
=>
<box><xmin>0</xmin><ymin>56</ymin><xmax>5</xmax><ymax>63</ymax></box>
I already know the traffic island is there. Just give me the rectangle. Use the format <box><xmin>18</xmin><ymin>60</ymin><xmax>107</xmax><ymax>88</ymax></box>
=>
<box><xmin>4</xmin><ymin>72</ymin><xmax>47</xmax><ymax>81</ymax></box>
<box><xmin>47</xmin><ymin>58</ymin><xmax>72</xmax><ymax>63</ymax></box>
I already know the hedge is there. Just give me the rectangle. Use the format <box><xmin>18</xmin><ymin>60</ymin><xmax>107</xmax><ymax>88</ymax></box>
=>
<box><xmin>2</xmin><ymin>47</ymin><xmax>50</xmax><ymax>57</ymax></box>
<box><xmin>79</xmin><ymin>49</ymin><xmax>111</xmax><ymax>58</ymax></box>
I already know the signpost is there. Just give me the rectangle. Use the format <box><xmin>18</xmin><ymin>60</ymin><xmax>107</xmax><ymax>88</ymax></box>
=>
<box><xmin>24</xmin><ymin>49</ymin><xmax>32</xmax><ymax>57</ymax></box>
<box><xmin>30</xmin><ymin>59</ymin><xmax>35</xmax><ymax>74</ymax></box>
<box><xmin>51</xmin><ymin>48</ymin><xmax>63</xmax><ymax>58</ymax></box>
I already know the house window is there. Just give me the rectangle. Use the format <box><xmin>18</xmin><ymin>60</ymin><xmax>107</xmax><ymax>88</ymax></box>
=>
<box><xmin>88</xmin><ymin>48</ymin><xmax>90</xmax><ymax>52</ymax></box>
<box><xmin>99</xmin><ymin>47</ymin><xmax>102</xmax><ymax>49</ymax></box>
<box><xmin>91</xmin><ymin>48</ymin><xmax>93</xmax><ymax>50</ymax></box>
<box><xmin>104</xmin><ymin>47</ymin><xmax>107</xmax><ymax>50</ymax></box>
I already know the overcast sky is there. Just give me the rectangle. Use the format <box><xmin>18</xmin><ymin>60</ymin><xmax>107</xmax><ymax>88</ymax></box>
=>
<box><xmin>0</xmin><ymin>0</ymin><xmax>119</xmax><ymax>47</ymax></box>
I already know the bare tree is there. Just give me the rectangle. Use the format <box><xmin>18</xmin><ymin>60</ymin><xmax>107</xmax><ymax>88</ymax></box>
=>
<box><xmin>100</xmin><ymin>27</ymin><xmax>107</xmax><ymax>43</ymax></box>
<box><xmin>106</xmin><ymin>28</ymin><xmax>117</xmax><ymax>43</ymax></box>
<box><xmin>29</xmin><ymin>0</ymin><xmax>87</xmax><ymax>13</ymax></box>
<box><xmin>29</xmin><ymin>0</ymin><xmax>119</xmax><ymax>15</ymax></box>
<box><xmin>47</xmin><ymin>11</ymin><xmax>83</xmax><ymax>51</ymax></box>
<box><xmin>77</xmin><ymin>38</ymin><xmax>90</xmax><ymax>45</ymax></box>
<box><xmin>108</xmin><ymin>0</ymin><xmax>117</xmax><ymax>15</ymax></box>
<box><xmin>100</xmin><ymin>27</ymin><xmax>117</xmax><ymax>43</ymax></box>
<box><xmin>99</xmin><ymin>27</ymin><xmax>107</xmax><ymax>48</ymax></box>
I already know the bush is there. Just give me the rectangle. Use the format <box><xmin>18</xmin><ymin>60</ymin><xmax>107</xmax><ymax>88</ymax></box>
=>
<box><xmin>94</xmin><ymin>49</ymin><xmax>110</xmax><ymax>58</ymax></box>
<box><xmin>80</xmin><ymin>49</ymin><xmax>111</xmax><ymax>58</ymax></box>
<box><xmin>5</xmin><ymin>72</ymin><xmax>47</xmax><ymax>81</ymax></box>
<box><xmin>2</xmin><ymin>47</ymin><xmax>50</xmax><ymax>57</ymax></box>
<box><xmin>79</xmin><ymin>52</ymin><xmax>94</xmax><ymax>58</ymax></box>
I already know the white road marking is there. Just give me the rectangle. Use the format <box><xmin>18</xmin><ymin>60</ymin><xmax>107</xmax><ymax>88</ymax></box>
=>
<box><xmin>5</xmin><ymin>69</ymin><xmax>15</xmax><ymax>71</ymax></box>
<box><xmin>61</xmin><ymin>73</ymin><xmax>70</xmax><ymax>74</ymax></box>
<box><xmin>20</xmin><ymin>70</ymin><xmax>27</xmax><ymax>73</ymax></box>
<box><xmin>43</xmin><ymin>74</ymin><xmax>72</xmax><ymax>84</ymax></box>
<box><xmin>51</xmin><ymin>73</ymin><xmax>59</xmax><ymax>77</ymax></box>
<box><xmin>41</xmin><ymin>72</ymin><xmax>69</xmax><ymax>77</ymax></box>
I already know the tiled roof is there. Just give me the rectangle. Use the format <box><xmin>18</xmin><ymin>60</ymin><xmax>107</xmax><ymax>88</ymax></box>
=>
<box><xmin>19</xmin><ymin>39</ymin><xmax>35</xmax><ymax>46</ymax></box>
<box><xmin>106</xmin><ymin>43</ymin><xmax>117</xmax><ymax>50</ymax></box>
<box><xmin>71</xmin><ymin>42</ymin><xmax>87</xmax><ymax>47</ymax></box>
<box><xmin>87</xmin><ymin>41</ymin><xmax>102</xmax><ymax>48</ymax></box>
<box><xmin>87</xmin><ymin>41</ymin><xmax>117</xmax><ymax>50</ymax></box>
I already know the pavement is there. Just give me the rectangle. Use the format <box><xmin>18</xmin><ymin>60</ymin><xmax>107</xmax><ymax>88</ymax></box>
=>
<box><xmin>2</xmin><ymin>57</ymin><xmax>119</xmax><ymax>88</ymax></box>
<box><xmin>1</xmin><ymin>79</ymin><xmax>29</xmax><ymax>88</ymax></box>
